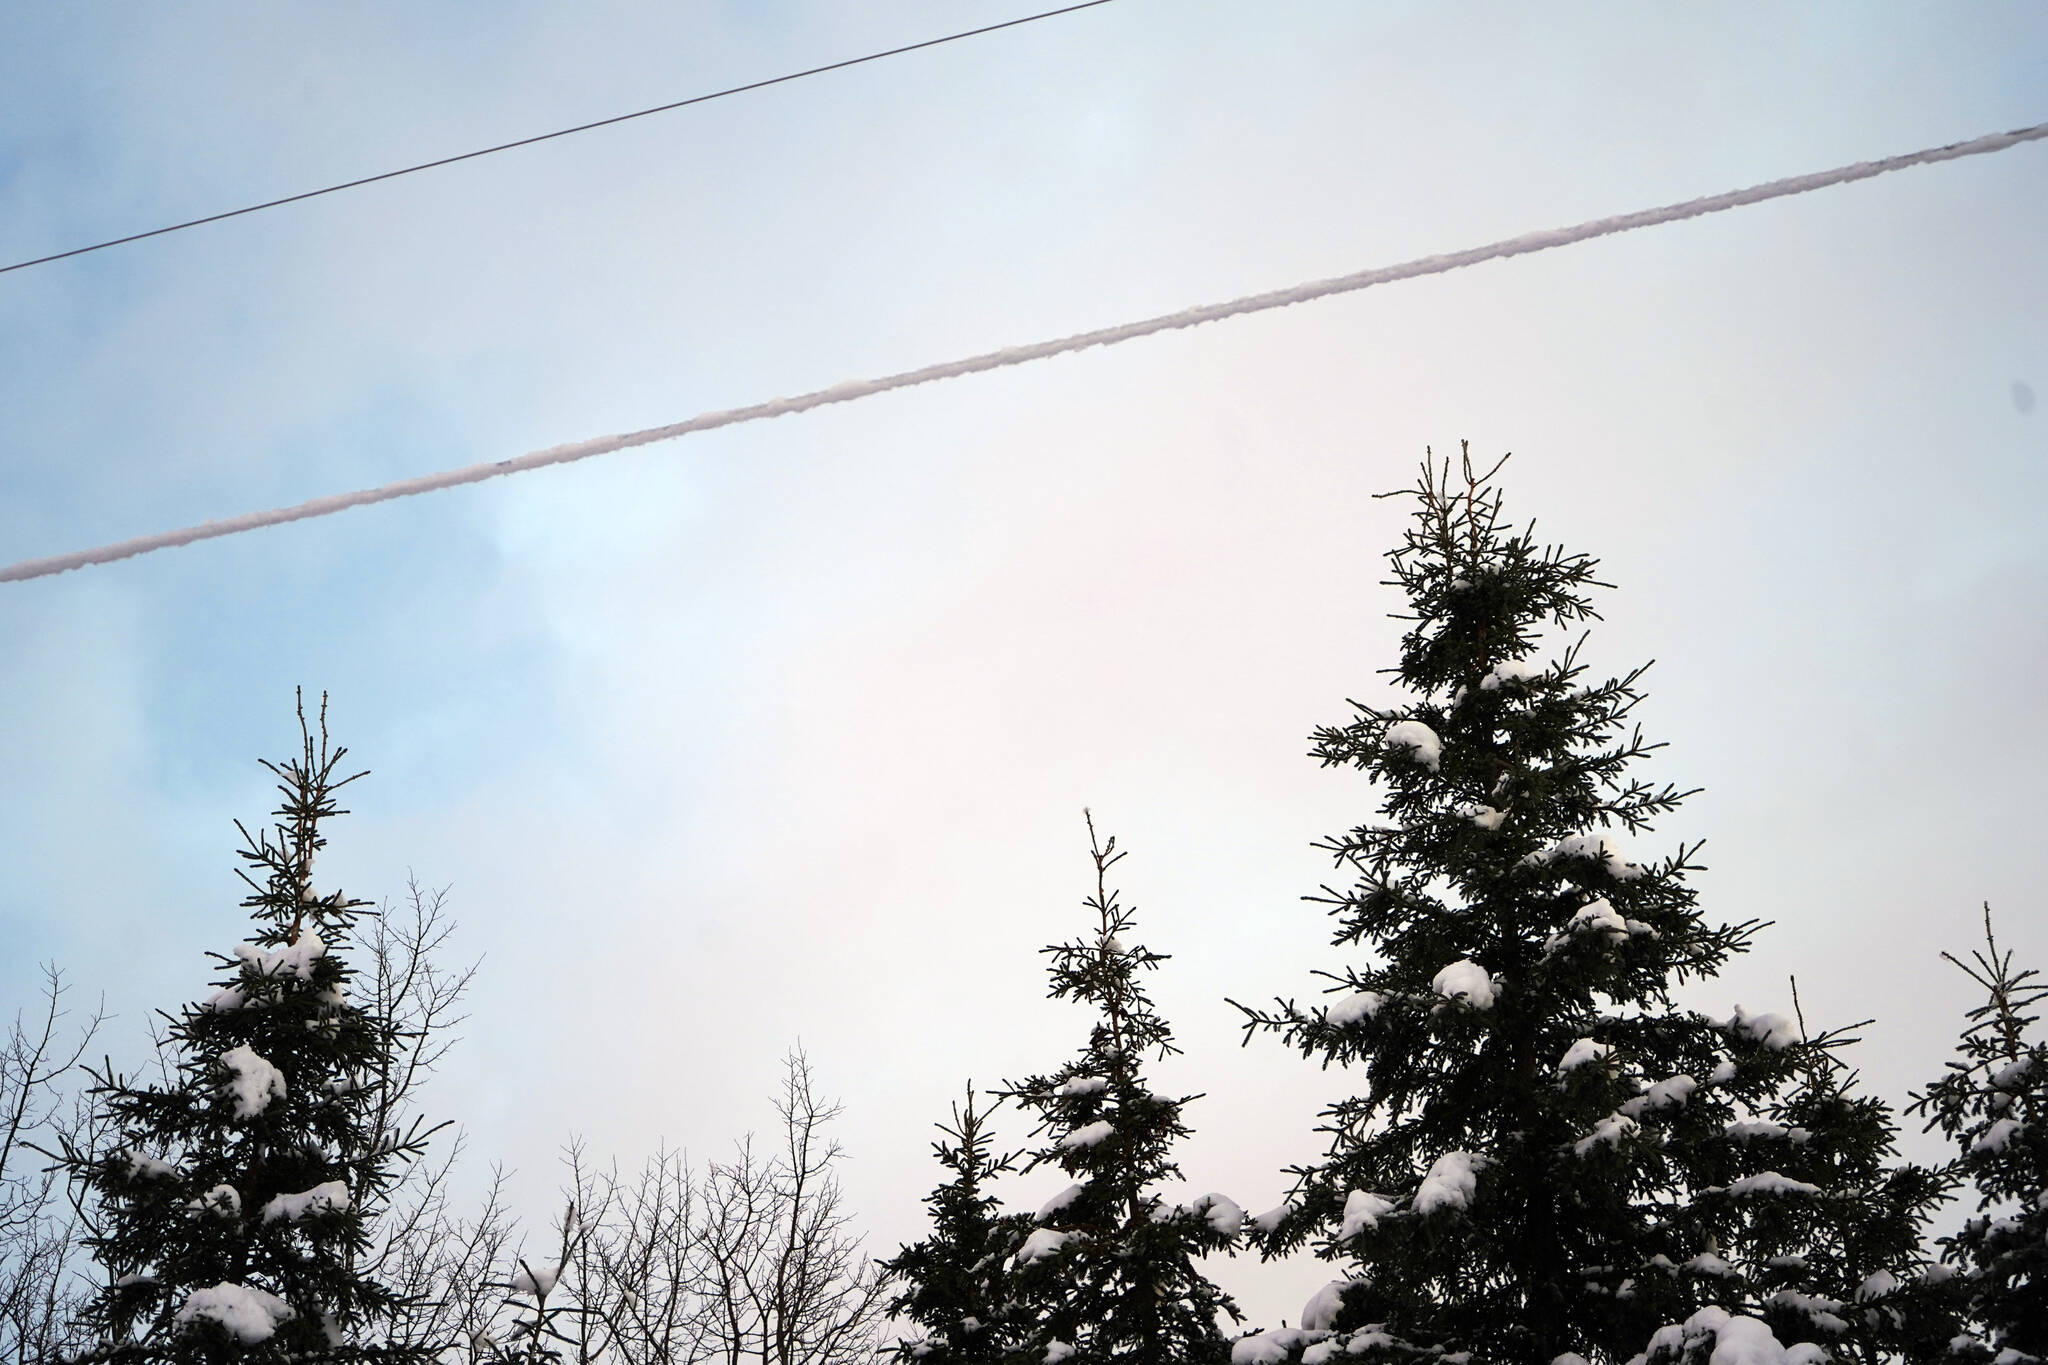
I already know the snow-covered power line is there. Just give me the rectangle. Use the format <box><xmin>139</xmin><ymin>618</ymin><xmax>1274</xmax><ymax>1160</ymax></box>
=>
<box><xmin>3</xmin><ymin>119</ymin><xmax>2043</xmax><ymax>586</ymax></box>
<box><xmin>0</xmin><ymin>1</ymin><xmax>1118</xmax><ymax>278</ymax></box>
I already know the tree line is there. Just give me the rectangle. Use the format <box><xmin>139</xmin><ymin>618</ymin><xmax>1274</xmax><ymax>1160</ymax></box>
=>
<box><xmin>2</xmin><ymin>452</ymin><xmax>2039</xmax><ymax>1365</ymax></box>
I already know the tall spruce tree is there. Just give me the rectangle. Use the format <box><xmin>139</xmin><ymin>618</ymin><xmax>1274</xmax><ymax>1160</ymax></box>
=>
<box><xmin>1912</xmin><ymin>907</ymin><xmax>2048</xmax><ymax>1360</ymax></box>
<box><xmin>880</xmin><ymin>1088</ymin><xmax>1034</xmax><ymax>1364</ymax></box>
<box><xmin>996</xmin><ymin>816</ymin><xmax>1241</xmax><ymax>1365</ymax></box>
<box><xmin>1230</xmin><ymin>450</ymin><xmax>1950</xmax><ymax>1365</ymax></box>
<box><xmin>54</xmin><ymin>696</ymin><xmax>442</xmax><ymax>1365</ymax></box>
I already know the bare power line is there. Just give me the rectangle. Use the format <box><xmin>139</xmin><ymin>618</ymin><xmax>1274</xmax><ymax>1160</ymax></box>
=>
<box><xmin>3</xmin><ymin>119</ymin><xmax>2043</xmax><ymax>585</ymax></box>
<box><xmin>0</xmin><ymin>1</ymin><xmax>1118</xmax><ymax>277</ymax></box>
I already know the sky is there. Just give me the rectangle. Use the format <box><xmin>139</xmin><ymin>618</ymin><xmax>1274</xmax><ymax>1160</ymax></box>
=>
<box><xmin>2</xmin><ymin>0</ymin><xmax>2045</xmax><ymax>1333</ymax></box>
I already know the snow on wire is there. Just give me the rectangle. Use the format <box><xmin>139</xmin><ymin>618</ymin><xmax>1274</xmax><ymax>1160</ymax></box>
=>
<box><xmin>2</xmin><ymin>119</ymin><xmax>2043</xmax><ymax>586</ymax></box>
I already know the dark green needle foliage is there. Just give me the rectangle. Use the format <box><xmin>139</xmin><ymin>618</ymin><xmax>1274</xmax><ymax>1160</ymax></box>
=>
<box><xmin>52</xmin><ymin>696</ymin><xmax>443</xmax><ymax>1365</ymax></box>
<box><xmin>880</xmin><ymin>1088</ymin><xmax>1035</xmax><ymax>1364</ymax></box>
<box><xmin>1913</xmin><ymin>907</ymin><xmax>2048</xmax><ymax>1361</ymax></box>
<box><xmin>1230</xmin><ymin>449</ymin><xmax>1951</xmax><ymax>1365</ymax></box>
<box><xmin>997</xmin><ymin>816</ymin><xmax>1241</xmax><ymax>1365</ymax></box>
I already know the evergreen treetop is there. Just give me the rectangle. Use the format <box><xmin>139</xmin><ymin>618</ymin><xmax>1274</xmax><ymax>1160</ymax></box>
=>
<box><xmin>1912</xmin><ymin>907</ymin><xmax>2048</xmax><ymax>1361</ymax></box>
<box><xmin>54</xmin><ymin>695</ymin><xmax>442</xmax><ymax>1365</ymax></box>
<box><xmin>996</xmin><ymin>815</ymin><xmax>1240</xmax><ymax>1365</ymax></box>
<box><xmin>880</xmin><ymin>1088</ymin><xmax>1034</xmax><ymax>1364</ymax></box>
<box><xmin>1230</xmin><ymin>450</ymin><xmax>1950</xmax><ymax>1365</ymax></box>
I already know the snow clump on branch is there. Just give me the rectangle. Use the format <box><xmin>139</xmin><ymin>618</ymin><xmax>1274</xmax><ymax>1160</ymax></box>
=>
<box><xmin>233</xmin><ymin>931</ymin><xmax>328</xmax><ymax>980</ymax></box>
<box><xmin>1037</xmin><ymin>1183</ymin><xmax>1085</xmax><ymax>1222</ymax></box>
<box><xmin>1326</xmin><ymin>991</ymin><xmax>1384</xmax><ymax>1026</ymax></box>
<box><xmin>1339</xmin><ymin>1190</ymin><xmax>1396</xmax><ymax>1240</ymax></box>
<box><xmin>1558</xmin><ymin>1039</ymin><xmax>1610</xmax><ymax>1074</ymax></box>
<box><xmin>1479</xmin><ymin>658</ymin><xmax>1541</xmax><ymax>691</ymax></box>
<box><xmin>510</xmin><ymin>1263</ymin><xmax>559</xmax><ymax>1296</ymax></box>
<box><xmin>1059</xmin><ymin>1120</ymin><xmax>1114</xmax><ymax>1150</ymax></box>
<box><xmin>1413</xmin><ymin>1151</ymin><xmax>1485</xmax><ymax>1215</ymax></box>
<box><xmin>175</xmin><ymin>1283</ymin><xmax>294</xmax><ymax>1343</ymax></box>
<box><xmin>1232</xmin><ymin>1328</ymin><xmax>1329</xmax><ymax>1365</ymax></box>
<box><xmin>260</xmin><ymin>1180</ymin><xmax>349</xmax><ymax>1223</ymax></box>
<box><xmin>218</xmin><ymin>1045</ymin><xmax>286</xmax><ymax>1119</ymax></box>
<box><xmin>1432</xmin><ymin>960</ymin><xmax>1495</xmax><ymax>1009</ymax></box>
<box><xmin>1523</xmin><ymin>833</ymin><xmax>1645</xmax><ymax>881</ymax></box>
<box><xmin>186</xmin><ymin>1185</ymin><xmax>241</xmax><ymax>1219</ymax></box>
<box><xmin>1383</xmin><ymin>719</ymin><xmax>1442</xmax><ymax>771</ymax></box>
<box><xmin>1723</xmin><ymin>1006</ymin><xmax>1799</xmax><ymax>1050</ymax></box>
<box><xmin>1014</xmin><ymin>1228</ymin><xmax>1077</xmax><ymax>1265</ymax></box>
<box><xmin>1635</xmin><ymin>1306</ymin><xmax>1827</xmax><ymax>1365</ymax></box>
<box><xmin>114</xmin><ymin>1147</ymin><xmax>179</xmax><ymax>1181</ymax></box>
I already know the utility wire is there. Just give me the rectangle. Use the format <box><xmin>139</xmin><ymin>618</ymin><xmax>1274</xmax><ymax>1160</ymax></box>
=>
<box><xmin>4</xmin><ymin>118</ymin><xmax>2043</xmax><ymax>586</ymax></box>
<box><xmin>0</xmin><ymin>0</ymin><xmax>1117</xmax><ymax>278</ymax></box>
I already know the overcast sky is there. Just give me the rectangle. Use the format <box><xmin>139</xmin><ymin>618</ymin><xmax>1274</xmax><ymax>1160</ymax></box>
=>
<box><xmin>2</xmin><ymin>0</ymin><xmax>2044</xmax><ymax>1331</ymax></box>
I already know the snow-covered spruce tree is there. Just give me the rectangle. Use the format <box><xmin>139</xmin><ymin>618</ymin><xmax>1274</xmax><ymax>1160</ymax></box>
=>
<box><xmin>880</xmin><ymin>1088</ymin><xmax>1035</xmax><ymax>1364</ymax></box>
<box><xmin>1229</xmin><ymin>450</ymin><xmax>1951</xmax><ymax>1365</ymax></box>
<box><xmin>1630</xmin><ymin>1031</ymin><xmax>1964</xmax><ymax>1365</ymax></box>
<box><xmin>1724</xmin><ymin>1020</ymin><xmax>1964</xmax><ymax>1365</ymax></box>
<box><xmin>54</xmin><ymin>696</ymin><xmax>443</xmax><ymax>1365</ymax></box>
<box><xmin>1911</xmin><ymin>907</ymin><xmax>2048</xmax><ymax>1360</ymax></box>
<box><xmin>996</xmin><ymin>816</ymin><xmax>1241</xmax><ymax>1365</ymax></box>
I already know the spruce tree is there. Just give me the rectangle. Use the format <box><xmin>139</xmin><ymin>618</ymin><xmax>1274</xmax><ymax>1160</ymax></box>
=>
<box><xmin>1912</xmin><ymin>907</ymin><xmax>2048</xmax><ymax>1360</ymax></box>
<box><xmin>54</xmin><ymin>696</ymin><xmax>442</xmax><ymax>1365</ymax></box>
<box><xmin>996</xmin><ymin>816</ymin><xmax>1240</xmax><ymax>1365</ymax></box>
<box><xmin>1230</xmin><ymin>450</ymin><xmax>1950</xmax><ymax>1365</ymax></box>
<box><xmin>880</xmin><ymin>1088</ymin><xmax>1034</xmax><ymax>1364</ymax></box>
<box><xmin>1745</xmin><ymin>1020</ymin><xmax>1963</xmax><ymax>1365</ymax></box>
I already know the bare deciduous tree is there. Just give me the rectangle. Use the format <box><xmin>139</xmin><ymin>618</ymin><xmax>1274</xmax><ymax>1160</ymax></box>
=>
<box><xmin>383</xmin><ymin>1158</ymin><xmax>523</xmax><ymax>1360</ymax></box>
<box><xmin>0</xmin><ymin>967</ymin><xmax>100</xmax><ymax>1365</ymax></box>
<box><xmin>350</xmin><ymin>877</ymin><xmax>508</xmax><ymax>1359</ymax></box>
<box><xmin>695</xmin><ymin>1050</ymin><xmax>884</xmax><ymax>1365</ymax></box>
<box><xmin>360</xmin><ymin>881</ymin><xmax>476</xmax><ymax>1242</ymax></box>
<box><xmin>585</xmin><ymin>1146</ymin><xmax>704</xmax><ymax>1365</ymax></box>
<box><xmin>451</xmin><ymin>1050</ymin><xmax>881</xmax><ymax>1365</ymax></box>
